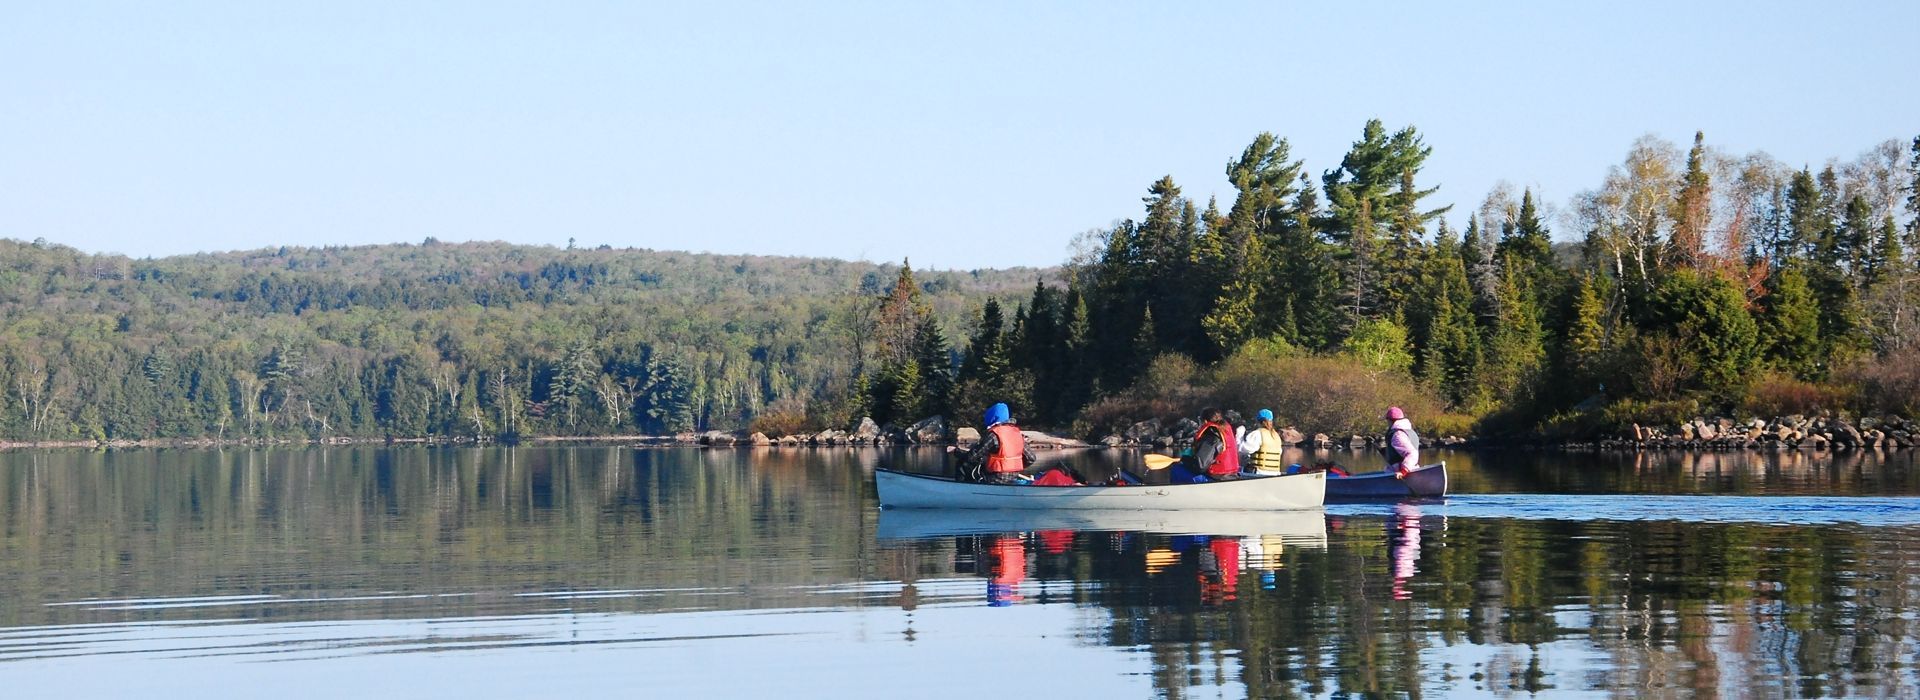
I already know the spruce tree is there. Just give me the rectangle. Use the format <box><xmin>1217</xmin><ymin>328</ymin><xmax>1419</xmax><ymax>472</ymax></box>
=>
<box><xmin>1759</xmin><ymin>265</ymin><xmax>1823</xmax><ymax>378</ymax></box>
<box><xmin>1058</xmin><ymin>286</ymin><xmax>1094</xmax><ymax>417</ymax></box>
<box><xmin>910</xmin><ymin>315</ymin><xmax>953</xmax><ymax>421</ymax></box>
<box><xmin>1668</xmin><ymin>131</ymin><xmax>1712</xmax><ymax>269</ymax></box>
<box><xmin>1273</xmin><ymin>174</ymin><xmax>1339</xmax><ymax>349</ymax></box>
<box><xmin>1563</xmin><ymin>274</ymin><xmax>1608</xmax><ymax>391</ymax></box>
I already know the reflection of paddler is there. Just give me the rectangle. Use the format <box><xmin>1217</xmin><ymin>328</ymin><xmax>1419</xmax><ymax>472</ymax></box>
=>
<box><xmin>986</xmin><ymin>535</ymin><xmax>1026</xmax><ymax>606</ymax></box>
<box><xmin>1036</xmin><ymin>530</ymin><xmax>1075</xmax><ymax>555</ymax></box>
<box><xmin>1390</xmin><ymin>503</ymin><xmax>1422</xmax><ymax>601</ymax></box>
<box><xmin>1197</xmin><ymin>536</ymin><xmax>1241</xmax><ymax>605</ymax></box>
<box><xmin>1243</xmin><ymin>533</ymin><xmax>1286</xmax><ymax>589</ymax></box>
<box><xmin>1143</xmin><ymin>547</ymin><xmax>1180</xmax><ymax>575</ymax></box>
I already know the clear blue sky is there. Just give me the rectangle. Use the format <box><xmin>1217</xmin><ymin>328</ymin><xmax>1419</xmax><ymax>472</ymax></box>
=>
<box><xmin>4</xmin><ymin>1</ymin><xmax>1915</xmax><ymax>270</ymax></box>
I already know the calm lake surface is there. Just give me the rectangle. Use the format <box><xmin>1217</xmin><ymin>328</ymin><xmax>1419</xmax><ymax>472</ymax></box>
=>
<box><xmin>2</xmin><ymin>446</ymin><xmax>1917</xmax><ymax>698</ymax></box>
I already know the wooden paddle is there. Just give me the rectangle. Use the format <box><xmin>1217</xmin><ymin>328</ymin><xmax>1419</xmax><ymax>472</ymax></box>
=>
<box><xmin>1141</xmin><ymin>454</ymin><xmax>1182</xmax><ymax>471</ymax></box>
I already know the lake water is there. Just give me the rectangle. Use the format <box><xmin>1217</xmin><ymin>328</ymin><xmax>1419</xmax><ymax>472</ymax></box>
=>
<box><xmin>2</xmin><ymin>446</ymin><xmax>1917</xmax><ymax>698</ymax></box>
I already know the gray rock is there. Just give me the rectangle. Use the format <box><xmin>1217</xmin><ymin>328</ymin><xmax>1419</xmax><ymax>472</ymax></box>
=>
<box><xmin>1099</xmin><ymin>434</ymin><xmax>1124</xmax><ymax>448</ymax></box>
<box><xmin>954</xmin><ymin>427</ymin><xmax>982</xmax><ymax>445</ymax></box>
<box><xmin>1124</xmin><ymin>419</ymin><xmax>1162</xmax><ymax>444</ymax></box>
<box><xmin>1311</xmin><ymin>433</ymin><xmax>1332</xmax><ymax>449</ymax></box>
<box><xmin>1347</xmin><ymin>435</ymin><xmax>1368</xmax><ymax>450</ymax></box>
<box><xmin>851</xmin><ymin>417</ymin><xmax>881</xmax><ymax>439</ymax></box>
<box><xmin>906</xmin><ymin>416</ymin><xmax>947</xmax><ymax>443</ymax></box>
<box><xmin>1279</xmin><ymin>426</ymin><xmax>1305</xmax><ymax>445</ymax></box>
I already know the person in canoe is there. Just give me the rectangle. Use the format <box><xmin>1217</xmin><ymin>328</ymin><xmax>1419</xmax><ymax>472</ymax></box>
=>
<box><xmin>957</xmin><ymin>402</ymin><xmax>1041</xmax><ymax>485</ymax></box>
<box><xmin>1383</xmin><ymin>406</ymin><xmax>1420</xmax><ymax>479</ymax></box>
<box><xmin>1183</xmin><ymin>407</ymin><xmax>1242</xmax><ymax>481</ymax></box>
<box><xmin>1237</xmin><ymin>408</ymin><xmax>1286</xmax><ymax>476</ymax></box>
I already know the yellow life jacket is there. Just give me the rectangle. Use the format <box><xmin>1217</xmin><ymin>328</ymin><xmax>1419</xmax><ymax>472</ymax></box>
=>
<box><xmin>1250</xmin><ymin>427</ymin><xmax>1286</xmax><ymax>473</ymax></box>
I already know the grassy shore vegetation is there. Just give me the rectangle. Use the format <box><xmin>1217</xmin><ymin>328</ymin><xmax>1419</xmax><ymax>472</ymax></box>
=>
<box><xmin>5</xmin><ymin>124</ymin><xmax>1919</xmax><ymax>443</ymax></box>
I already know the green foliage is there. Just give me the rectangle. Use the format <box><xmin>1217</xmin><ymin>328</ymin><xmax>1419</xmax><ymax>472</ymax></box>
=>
<box><xmin>1341</xmin><ymin>317</ymin><xmax>1415</xmax><ymax>374</ymax></box>
<box><xmin>0</xmin><ymin>239</ymin><xmax>1033</xmax><ymax>440</ymax></box>
<box><xmin>1758</xmin><ymin>266</ymin><xmax>1823</xmax><ymax>378</ymax></box>
<box><xmin>1643</xmin><ymin>269</ymin><xmax>1760</xmax><ymax>398</ymax></box>
<box><xmin>1210</xmin><ymin>349</ymin><xmax>1446</xmax><ymax>438</ymax></box>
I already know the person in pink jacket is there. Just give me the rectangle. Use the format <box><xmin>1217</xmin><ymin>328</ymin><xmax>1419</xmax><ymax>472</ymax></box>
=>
<box><xmin>1384</xmin><ymin>406</ymin><xmax>1420</xmax><ymax>478</ymax></box>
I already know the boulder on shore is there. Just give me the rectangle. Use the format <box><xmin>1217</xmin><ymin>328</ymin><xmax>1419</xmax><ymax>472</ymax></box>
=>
<box><xmin>1279</xmin><ymin>426</ymin><xmax>1306</xmax><ymax>445</ymax></box>
<box><xmin>1124</xmin><ymin>419</ymin><xmax>1162</xmax><ymax>444</ymax></box>
<box><xmin>907</xmin><ymin>416</ymin><xmax>947</xmax><ymax>444</ymax></box>
<box><xmin>954</xmin><ymin>427</ymin><xmax>982</xmax><ymax>445</ymax></box>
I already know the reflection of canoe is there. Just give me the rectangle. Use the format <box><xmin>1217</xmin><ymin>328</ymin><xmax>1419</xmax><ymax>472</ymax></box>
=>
<box><xmin>875</xmin><ymin>468</ymin><xmax>1325</xmax><ymax>510</ymax></box>
<box><xmin>1326</xmin><ymin>461</ymin><xmax>1448</xmax><ymax>500</ymax></box>
<box><xmin>877</xmin><ymin>507</ymin><xmax>1328</xmax><ymax>547</ymax></box>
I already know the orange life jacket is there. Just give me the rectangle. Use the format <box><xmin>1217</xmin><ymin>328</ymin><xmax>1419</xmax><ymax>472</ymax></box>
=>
<box><xmin>985</xmin><ymin>423</ymin><xmax>1027</xmax><ymax>473</ymax></box>
<box><xmin>1195</xmin><ymin>421</ymin><xmax>1240</xmax><ymax>476</ymax></box>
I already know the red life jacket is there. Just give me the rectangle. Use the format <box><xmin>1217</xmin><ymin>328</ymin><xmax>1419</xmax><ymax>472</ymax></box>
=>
<box><xmin>1194</xmin><ymin>421</ymin><xmax>1240</xmax><ymax>476</ymax></box>
<box><xmin>985</xmin><ymin>423</ymin><xmax>1027</xmax><ymax>473</ymax></box>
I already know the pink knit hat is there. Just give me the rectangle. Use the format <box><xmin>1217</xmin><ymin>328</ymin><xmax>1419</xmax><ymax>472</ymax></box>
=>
<box><xmin>1384</xmin><ymin>406</ymin><xmax>1405</xmax><ymax>421</ymax></box>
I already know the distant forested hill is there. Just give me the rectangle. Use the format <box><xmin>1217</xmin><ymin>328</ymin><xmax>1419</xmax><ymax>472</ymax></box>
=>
<box><xmin>0</xmin><ymin>238</ymin><xmax>1055</xmax><ymax>441</ymax></box>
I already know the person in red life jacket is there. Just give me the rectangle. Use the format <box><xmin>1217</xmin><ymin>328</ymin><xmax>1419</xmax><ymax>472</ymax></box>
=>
<box><xmin>1188</xmin><ymin>407</ymin><xmax>1242</xmax><ymax>481</ymax></box>
<box><xmin>958</xmin><ymin>402</ymin><xmax>1039</xmax><ymax>485</ymax></box>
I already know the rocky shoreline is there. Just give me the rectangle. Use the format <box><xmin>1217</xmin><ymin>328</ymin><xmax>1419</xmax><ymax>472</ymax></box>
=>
<box><xmin>4</xmin><ymin>412</ymin><xmax>1910</xmax><ymax>453</ymax></box>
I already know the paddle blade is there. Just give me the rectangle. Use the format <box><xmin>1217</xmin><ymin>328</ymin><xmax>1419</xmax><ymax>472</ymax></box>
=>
<box><xmin>1141</xmin><ymin>454</ymin><xmax>1181</xmax><ymax>470</ymax></box>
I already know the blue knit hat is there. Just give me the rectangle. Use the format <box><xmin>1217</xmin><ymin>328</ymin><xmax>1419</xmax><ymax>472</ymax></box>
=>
<box><xmin>1257</xmin><ymin>408</ymin><xmax>1274</xmax><ymax>421</ymax></box>
<box><xmin>983</xmin><ymin>403</ymin><xmax>1011</xmax><ymax>427</ymax></box>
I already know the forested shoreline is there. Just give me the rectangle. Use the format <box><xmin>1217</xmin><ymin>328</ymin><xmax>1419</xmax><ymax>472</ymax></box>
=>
<box><xmin>5</xmin><ymin>122</ymin><xmax>1920</xmax><ymax>446</ymax></box>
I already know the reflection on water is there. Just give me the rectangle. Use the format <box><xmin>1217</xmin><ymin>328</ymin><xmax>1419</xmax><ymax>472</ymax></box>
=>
<box><xmin>1</xmin><ymin>446</ymin><xmax>1917</xmax><ymax>697</ymax></box>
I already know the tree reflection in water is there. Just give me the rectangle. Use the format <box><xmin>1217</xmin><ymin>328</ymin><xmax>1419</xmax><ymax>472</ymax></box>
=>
<box><xmin>0</xmin><ymin>446</ymin><xmax>1914</xmax><ymax>697</ymax></box>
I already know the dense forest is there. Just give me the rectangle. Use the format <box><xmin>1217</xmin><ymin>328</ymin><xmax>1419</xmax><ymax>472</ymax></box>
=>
<box><xmin>0</xmin><ymin>239</ymin><xmax>1048</xmax><ymax>441</ymax></box>
<box><xmin>6</xmin><ymin>122</ymin><xmax>1920</xmax><ymax>443</ymax></box>
<box><xmin>866</xmin><ymin>123</ymin><xmax>1920</xmax><ymax>439</ymax></box>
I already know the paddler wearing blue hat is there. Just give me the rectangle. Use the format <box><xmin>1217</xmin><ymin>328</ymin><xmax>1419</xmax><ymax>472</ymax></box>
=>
<box><xmin>1236</xmin><ymin>408</ymin><xmax>1287</xmax><ymax>476</ymax></box>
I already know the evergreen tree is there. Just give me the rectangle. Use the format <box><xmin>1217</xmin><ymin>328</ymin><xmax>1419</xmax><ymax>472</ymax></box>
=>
<box><xmin>1498</xmin><ymin>190</ymin><xmax>1556</xmax><ymax>277</ymax></box>
<box><xmin>1782</xmin><ymin>168</ymin><xmax>1825</xmax><ymax>261</ymax></box>
<box><xmin>1481</xmin><ymin>259</ymin><xmax>1547</xmax><ymax>404</ymax></box>
<box><xmin>1668</xmin><ymin>131</ymin><xmax>1712</xmax><ymax>269</ymax></box>
<box><xmin>1322</xmin><ymin>120</ymin><xmax>1448</xmax><ymax>326</ymax></box>
<box><xmin>1647</xmin><ymin>268</ymin><xmax>1761</xmax><ymax>396</ymax></box>
<box><xmin>1058</xmin><ymin>286</ymin><xmax>1094</xmax><ymax>416</ymax></box>
<box><xmin>910</xmin><ymin>316</ymin><xmax>953</xmax><ymax>421</ymax></box>
<box><xmin>1562</xmin><ymin>274</ymin><xmax>1608</xmax><ymax>390</ymax></box>
<box><xmin>1272</xmin><ymin>174</ymin><xmax>1340</xmax><ymax>349</ymax></box>
<box><xmin>1759</xmin><ymin>265</ymin><xmax>1823</xmax><ymax>378</ymax></box>
<box><xmin>1415</xmin><ymin>223</ymin><xmax>1483</xmax><ymax>406</ymax></box>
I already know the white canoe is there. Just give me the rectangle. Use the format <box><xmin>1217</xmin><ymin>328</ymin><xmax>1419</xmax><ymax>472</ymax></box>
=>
<box><xmin>876</xmin><ymin>507</ymin><xmax>1328</xmax><ymax>547</ymax></box>
<box><xmin>874</xmin><ymin>469</ymin><xmax>1326</xmax><ymax>511</ymax></box>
